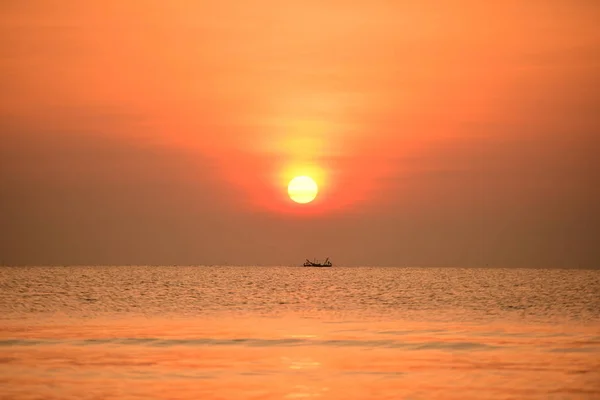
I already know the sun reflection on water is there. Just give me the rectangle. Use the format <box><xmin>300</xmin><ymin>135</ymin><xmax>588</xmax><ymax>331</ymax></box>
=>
<box><xmin>285</xmin><ymin>385</ymin><xmax>330</xmax><ymax>399</ymax></box>
<box><xmin>282</xmin><ymin>357</ymin><xmax>321</xmax><ymax>370</ymax></box>
<box><xmin>281</xmin><ymin>355</ymin><xmax>328</xmax><ymax>398</ymax></box>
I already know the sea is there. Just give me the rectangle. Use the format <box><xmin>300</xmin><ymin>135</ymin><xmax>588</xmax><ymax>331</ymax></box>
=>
<box><xmin>0</xmin><ymin>266</ymin><xmax>599</xmax><ymax>400</ymax></box>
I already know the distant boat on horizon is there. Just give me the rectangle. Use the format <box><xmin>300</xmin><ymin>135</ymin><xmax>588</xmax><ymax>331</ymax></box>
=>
<box><xmin>303</xmin><ymin>258</ymin><xmax>332</xmax><ymax>267</ymax></box>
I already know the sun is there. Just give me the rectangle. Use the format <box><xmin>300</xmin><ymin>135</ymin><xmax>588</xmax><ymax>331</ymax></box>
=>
<box><xmin>288</xmin><ymin>176</ymin><xmax>318</xmax><ymax>204</ymax></box>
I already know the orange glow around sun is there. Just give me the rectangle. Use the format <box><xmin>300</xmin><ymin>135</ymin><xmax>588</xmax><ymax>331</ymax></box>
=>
<box><xmin>19</xmin><ymin>1</ymin><xmax>588</xmax><ymax>217</ymax></box>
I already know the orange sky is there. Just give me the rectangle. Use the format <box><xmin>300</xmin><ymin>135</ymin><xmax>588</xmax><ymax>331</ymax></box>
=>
<box><xmin>1</xmin><ymin>1</ymin><xmax>599</xmax><ymax>266</ymax></box>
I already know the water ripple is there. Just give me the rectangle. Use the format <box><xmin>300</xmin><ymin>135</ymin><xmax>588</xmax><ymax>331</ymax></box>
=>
<box><xmin>0</xmin><ymin>337</ymin><xmax>506</xmax><ymax>351</ymax></box>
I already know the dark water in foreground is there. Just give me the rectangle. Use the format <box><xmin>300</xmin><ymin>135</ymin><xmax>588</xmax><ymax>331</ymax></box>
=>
<box><xmin>1</xmin><ymin>266</ymin><xmax>599</xmax><ymax>399</ymax></box>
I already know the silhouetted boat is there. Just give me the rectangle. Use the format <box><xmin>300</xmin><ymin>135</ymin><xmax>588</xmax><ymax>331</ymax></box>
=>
<box><xmin>303</xmin><ymin>258</ymin><xmax>332</xmax><ymax>267</ymax></box>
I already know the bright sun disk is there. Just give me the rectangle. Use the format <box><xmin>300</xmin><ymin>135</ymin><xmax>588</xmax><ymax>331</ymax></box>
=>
<box><xmin>288</xmin><ymin>176</ymin><xmax>318</xmax><ymax>204</ymax></box>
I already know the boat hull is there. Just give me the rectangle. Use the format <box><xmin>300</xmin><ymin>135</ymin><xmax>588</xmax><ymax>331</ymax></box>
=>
<box><xmin>302</xmin><ymin>258</ymin><xmax>333</xmax><ymax>267</ymax></box>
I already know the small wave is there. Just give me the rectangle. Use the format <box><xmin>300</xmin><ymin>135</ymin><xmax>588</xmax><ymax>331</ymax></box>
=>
<box><xmin>548</xmin><ymin>347</ymin><xmax>600</xmax><ymax>353</ymax></box>
<box><xmin>0</xmin><ymin>339</ymin><xmax>53</xmax><ymax>346</ymax></box>
<box><xmin>0</xmin><ymin>337</ymin><xmax>502</xmax><ymax>351</ymax></box>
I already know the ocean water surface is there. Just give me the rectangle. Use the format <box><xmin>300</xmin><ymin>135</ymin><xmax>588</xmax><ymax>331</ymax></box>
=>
<box><xmin>1</xmin><ymin>266</ymin><xmax>599</xmax><ymax>399</ymax></box>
